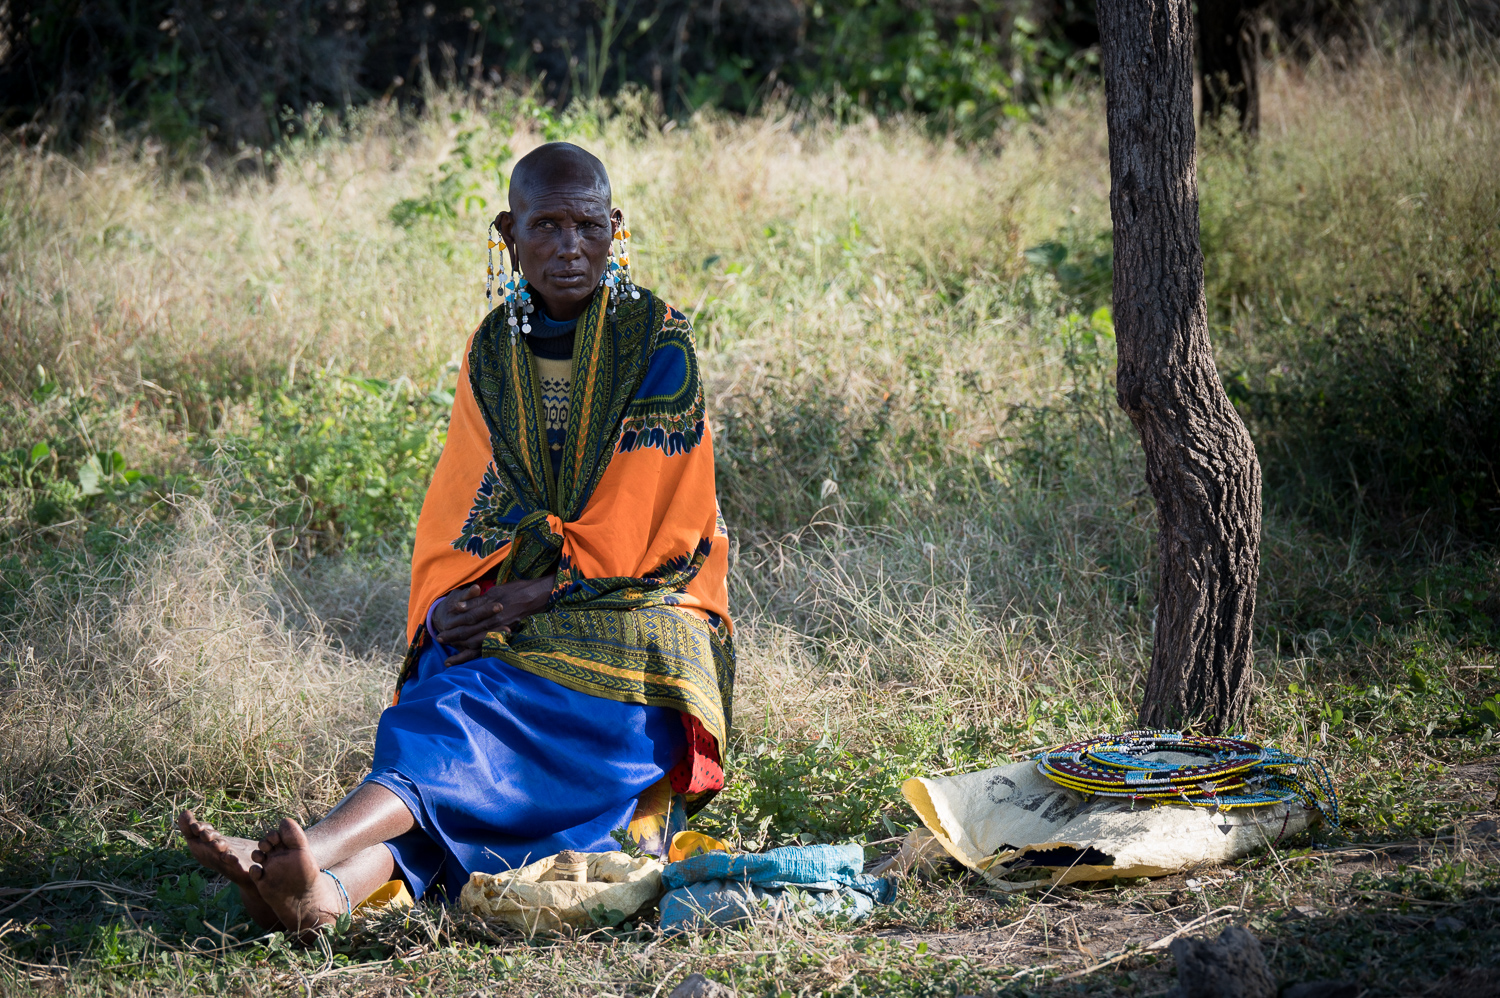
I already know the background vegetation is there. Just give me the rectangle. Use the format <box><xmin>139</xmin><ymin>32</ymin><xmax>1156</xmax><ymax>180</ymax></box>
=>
<box><xmin>0</xmin><ymin>10</ymin><xmax>1497</xmax><ymax>996</ymax></box>
<box><xmin>4</xmin><ymin>0</ymin><xmax>1499</xmax><ymax>148</ymax></box>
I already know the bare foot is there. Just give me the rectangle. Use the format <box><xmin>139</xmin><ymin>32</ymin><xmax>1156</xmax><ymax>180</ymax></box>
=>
<box><xmin>249</xmin><ymin>817</ymin><xmax>345</xmax><ymax>938</ymax></box>
<box><xmin>177</xmin><ymin>809</ymin><xmax>283</xmax><ymax>931</ymax></box>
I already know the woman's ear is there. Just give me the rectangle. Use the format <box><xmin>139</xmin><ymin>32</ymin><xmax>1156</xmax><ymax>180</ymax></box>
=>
<box><xmin>496</xmin><ymin>211</ymin><xmax>517</xmax><ymax>269</ymax></box>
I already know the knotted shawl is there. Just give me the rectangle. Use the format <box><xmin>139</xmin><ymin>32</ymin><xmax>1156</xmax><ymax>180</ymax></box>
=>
<box><xmin>401</xmin><ymin>286</ymin><xmax>734</xmax><ymax>816</ymax></box>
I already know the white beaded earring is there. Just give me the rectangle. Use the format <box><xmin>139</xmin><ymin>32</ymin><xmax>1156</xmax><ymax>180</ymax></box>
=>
<box><xmin>601</xmin><ymin>217</ymin><xmax>640</xmax><ymax>315</ymax></box>
<box><xmin>487</xmin><ymin>220</ymin><xmax>533</xmax><ymax>343</ymax></box>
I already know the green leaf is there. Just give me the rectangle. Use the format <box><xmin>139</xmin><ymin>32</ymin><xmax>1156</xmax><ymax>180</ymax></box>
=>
<box><xmin>587</xmin><ymin>903</ymin><xmax>628</xmax><ymax>928</ymax></box>
<box><xmin>28</xmin><ymin>442</ymin><xmax>50</xmax><ymax>465</ymax></box>
<box><xmin>77</xmin><ymin>454</ymin><xmax>104</xmax><ymax>496</ymax></box>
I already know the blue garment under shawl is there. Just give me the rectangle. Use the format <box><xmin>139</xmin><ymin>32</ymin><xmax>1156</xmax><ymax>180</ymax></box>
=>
<box><xmin>364</xmin><ymin>637</ymin><xmax>686</xmax><ymax>900</ymax></box>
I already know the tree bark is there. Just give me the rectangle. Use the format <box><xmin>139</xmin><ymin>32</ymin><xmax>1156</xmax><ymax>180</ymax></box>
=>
<box><xmin>1098</xmin><ymin>0</ymin><xmax>1263</xmax><ymax>733</ymax></box>
<box><xmin>1197</xmin><ymin>0</ymin><xmax>1260</xmax><ymax>134</ymax></box>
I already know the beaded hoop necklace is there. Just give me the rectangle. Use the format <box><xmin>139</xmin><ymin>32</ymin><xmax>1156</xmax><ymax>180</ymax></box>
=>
<box><xmin>1036</xmin><ymin>730</ymin><xmax>1339</xmax><ymax>826</ymax></box>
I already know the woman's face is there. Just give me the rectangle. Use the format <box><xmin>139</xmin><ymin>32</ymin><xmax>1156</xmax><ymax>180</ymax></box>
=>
<box><xmin>497</xmin><ymin>183</ymin><xmax>623</xmax><ymax>321</ymax></box>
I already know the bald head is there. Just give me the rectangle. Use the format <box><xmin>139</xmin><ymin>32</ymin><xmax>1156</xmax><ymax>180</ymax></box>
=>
<box><xmin>496</xmin><ymin>142</ymin><xmax>622</xmax><ymax>321</ymax></box>
<box><xmin>508</xmin><ymin>142</ymin><xmax>611</xmax><ymax>211</ymax></box>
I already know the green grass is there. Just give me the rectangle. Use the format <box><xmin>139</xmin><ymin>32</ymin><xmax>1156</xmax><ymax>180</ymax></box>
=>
<box><xmin>0</xmin><ymin>50</ymin><xmax>1498</xmax><ymax>997</ymax></box>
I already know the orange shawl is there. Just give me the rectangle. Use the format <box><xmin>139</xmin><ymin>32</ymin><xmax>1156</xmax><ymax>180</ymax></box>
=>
<box><xmin>400</xmin><ymin>286</ymin><xmax>733</xmax><ymax>820</ymax></box>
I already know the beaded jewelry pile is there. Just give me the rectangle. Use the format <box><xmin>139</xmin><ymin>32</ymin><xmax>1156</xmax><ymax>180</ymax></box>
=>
<box><xmin>1036</xmin><ymin>730</ymin><xmax>1338</xmax><ymax>826</ymax></box>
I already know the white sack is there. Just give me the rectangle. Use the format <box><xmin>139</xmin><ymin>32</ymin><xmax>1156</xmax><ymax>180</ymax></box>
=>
<box><xmin>902</xmin><ymin>760</ymin><xmax>1316</xmax><ymax>891</ymax></box>
<box><xmin>461</xmin><ymin>851</ymin><xmax>664</xmax><ymax>933</ymax></box>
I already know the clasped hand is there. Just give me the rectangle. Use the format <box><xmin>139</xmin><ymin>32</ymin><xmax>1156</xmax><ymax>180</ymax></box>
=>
<box><xmin>432</xmin><ymin>577</ymin><xmax>554</xmax><ymax>665</ymax></box>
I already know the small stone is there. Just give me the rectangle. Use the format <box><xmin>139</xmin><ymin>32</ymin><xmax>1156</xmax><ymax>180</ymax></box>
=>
<box><xmin>1433</xmin><ymin>916</ymin><xmax>1464</xmax><ymax>933</ymax></box>
<box><xmin>1469</xmin><ymin>819</ymin><xmax>1498</xmax><ymax>837</ymax></box>
<box><xmin>1281</xmin><ymin>981</ymin><xmax>1358</xmax><ymax>998</ymax></box>
<box><xmin>1166</xmin><ymin>925</ymin><xmax>1275</xmax><ymax>998</ymax></box>
<box><xmin>667</xmin><ymin>974</ymin><xmax>735</xmax><ymax>998</ymax></box>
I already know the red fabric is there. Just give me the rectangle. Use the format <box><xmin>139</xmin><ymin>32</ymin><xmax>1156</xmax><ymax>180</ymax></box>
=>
<box><xmin>669</xmin><ymin>713</ymin><xmax>724</xmax><ymax>794</ymax></box>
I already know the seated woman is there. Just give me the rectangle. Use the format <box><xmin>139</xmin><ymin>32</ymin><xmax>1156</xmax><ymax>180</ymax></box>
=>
<box><xmin>178</xmin><ymin>142</ymin><xmax>733</xmax><ymax>935</ymax></box>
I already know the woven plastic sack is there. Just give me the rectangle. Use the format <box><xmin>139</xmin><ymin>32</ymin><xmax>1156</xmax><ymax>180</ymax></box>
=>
<box><xmin>459</xmin><ymin>851</ymin><xmax>664</xmax><ymax>933</ymax></box>
<box><xmin>903</xmin><ymin>759</ymin><xmax>1318</xmax><ymax>891</ymax></box>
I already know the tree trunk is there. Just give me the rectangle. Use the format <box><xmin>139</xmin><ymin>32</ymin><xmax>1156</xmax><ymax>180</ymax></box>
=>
<box><xmin>1197</xmin><ymin>0</ymin><xmax>1260</xmax><ymax>134</ymax></box>
<box><xmin>1097</xmin><ymin>0</ymin><xmax>1263</xmax><ymax>733</ymax></box>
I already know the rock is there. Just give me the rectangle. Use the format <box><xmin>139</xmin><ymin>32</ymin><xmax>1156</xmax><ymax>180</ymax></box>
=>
<box><xmin>1469</xmin><ymin>819</ymin><xmax>1498</xmax><ymax>837</ymax></box>
<box><xmin>667</xmin><ymin>973</ymin><xmax>735</xmax><ymax>998</ymax></box>
<box><xmin>1165</xmin><ymin>925</ymin><xmax>1276</xmax><ymax>998</ymax></box>
<box><xmin>1433</xmin><ymin>916</ymin><xmax>1465</xmax><ymax>933</ymax></box>
<box><xmin>1281</xmin><ymin>981</ymin><xmax>1358</xmax><ymax>998</ymax></box>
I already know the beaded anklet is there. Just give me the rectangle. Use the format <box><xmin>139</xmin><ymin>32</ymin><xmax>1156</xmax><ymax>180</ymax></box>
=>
<box><xmin>321</xmin><ymin>868</ymin><xmax>352</xmax><ymax>917</ymax></box>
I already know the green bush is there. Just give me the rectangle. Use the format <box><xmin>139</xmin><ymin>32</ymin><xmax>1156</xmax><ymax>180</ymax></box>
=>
<box><xmin>1236</xmin><ymin>274</ymin><xmax>1500</xmax><ymax>536</ymax></box>
<box><xmin>214</xmin><ymin>373</ymin><xmax>451</xmax><ymax>553</ymax></box>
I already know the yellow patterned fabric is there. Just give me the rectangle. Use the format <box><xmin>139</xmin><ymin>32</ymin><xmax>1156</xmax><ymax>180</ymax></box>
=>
<box><xmin>534</xmin><ymin>354</ymin><xmax>571</xmax><ymax>463</ymax></box>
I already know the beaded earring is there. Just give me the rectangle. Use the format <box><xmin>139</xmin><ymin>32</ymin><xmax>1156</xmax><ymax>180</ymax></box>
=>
<box><xmin>601</xmin><ymin>218</ymin><xmax>640</xmax><ymax>314</ymax></box>
<box><xmin>486</xmin><ymin>220</ymin><xmax>533</xmax><ymax>342</ymax></box>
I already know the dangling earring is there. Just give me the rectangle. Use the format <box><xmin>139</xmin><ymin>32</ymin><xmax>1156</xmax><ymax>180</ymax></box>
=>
<box><xmin>485</xmin><ymin>221</ymin><xmax>500</xmax><ymax>313</ymax></box>
<box><xmin>508</xmin><ymin>245</ymin><xmax>533</xmax><ymax>339</ymax></box>
<box><xmin>602</xmin><ymin>216</ymin><xmax>640</xmax><ymax>315</ymax></box>
<box><xmin>618</xmin><ymin>222</ymin><xmax>639</xmax><ymax>301</ymax></box>
<box><xmin>486</xmin><ymin>221</ymin><xmax>533</xmax><ymax>342</ymax></box>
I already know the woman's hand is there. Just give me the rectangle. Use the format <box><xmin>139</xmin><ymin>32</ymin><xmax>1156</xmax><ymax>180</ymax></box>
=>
<box><xmin>432</xmin><ymin>578</ymin><xmax>555</xmax><ymax>666</ymax></box>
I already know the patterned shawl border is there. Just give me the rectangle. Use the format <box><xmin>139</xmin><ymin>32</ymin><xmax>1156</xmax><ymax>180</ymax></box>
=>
<box><xmin>485</xmin><ymin>605</ymin><xmax>730</xmax><ymax>748</ymax></box>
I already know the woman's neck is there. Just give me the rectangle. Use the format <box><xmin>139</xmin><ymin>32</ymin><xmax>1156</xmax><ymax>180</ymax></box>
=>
<box><xmin>530</xmin><ymin>290</ymin><xmax>590</xmax><ymax>322</ymax></box>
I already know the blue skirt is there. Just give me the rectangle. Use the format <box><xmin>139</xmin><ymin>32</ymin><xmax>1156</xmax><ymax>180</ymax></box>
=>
<box><xmin>364</xmin><ymin>638</ymin><xmax>686</xmax><ymax>900</ymax></box>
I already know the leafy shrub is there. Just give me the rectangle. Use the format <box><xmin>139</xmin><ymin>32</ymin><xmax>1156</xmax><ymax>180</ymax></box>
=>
<box><xmin>390</xmin><ymin>113</ymin><xmax>511</xmax><ymax>228</ymax></box>
<box><xmin>1235</xmin><ymin>274</ymin><xmax>1500</xmax><ymax>536</ymax></box>
<box><xmin>0</xmin><ymin>373</ymin><xmax>164</xmax><ymax>531</ymax></box>
<box><xmin>214</xmin><ymin>373</ymin><xmax>451</xmax><ymax>553</ymax></box>
<box><xmin>3</xmin><ymin>0</ymin><xmax>1090</xmax><ymax>150</ymax></box>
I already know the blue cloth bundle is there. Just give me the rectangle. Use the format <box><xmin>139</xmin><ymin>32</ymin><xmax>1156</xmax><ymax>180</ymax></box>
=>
<box><xmin>659</xmin><ymin>843</ymin><xmax>896</xmax><ymax>933</ymax></box>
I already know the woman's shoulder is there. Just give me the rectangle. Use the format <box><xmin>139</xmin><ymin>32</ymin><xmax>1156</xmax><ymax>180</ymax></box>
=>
<box><xmin>633</xmin><ymin>289</ymin><xmax>690</xmax><ymax>331</ymax></box>
<box><xmin>621</xmin><ymin>293</ymin><xmax>705</xmax><ymax>452</ymax></box>
<box><xmin>639</xmin><ymin>294</ymin><xmax>696</xmax><ymax>354</ymax></box>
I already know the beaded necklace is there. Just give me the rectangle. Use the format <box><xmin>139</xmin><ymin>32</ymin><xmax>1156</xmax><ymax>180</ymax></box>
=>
<box><xmin>1036</xmin><ymin>730</ymin><xmax>1339</xmax><ymax>826</ymax></box>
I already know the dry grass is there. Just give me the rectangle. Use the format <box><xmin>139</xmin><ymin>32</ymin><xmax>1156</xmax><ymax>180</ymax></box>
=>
<box><xmin>2</xmin><ymin>52</ymin><xmax>1497</xmax><ymax>831</ymax></box>
<box><xmin>0</xmin><ymin>495</ymin><xmax>386</xmax><ymax>838</ymax></box>
<box><xmin>1204</xmin><ymin>48</ymin><xmax>1500</xmax><ymax>319</ymax></box>
<box><xmin>0</xmin><ymin>52</ymin><xmax>1497</xmax><ymax>997</ymax></box>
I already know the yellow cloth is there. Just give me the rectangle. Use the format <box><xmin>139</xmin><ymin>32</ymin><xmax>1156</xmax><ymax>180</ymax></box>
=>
<box><xmin>667</xmin><ymin>830</ymin><xmax>731</xmax><ymax>863</ymax></box>
<box><xmin>355</xmin><ymin>879</ymin><xmax>414</xmax><ymax>913</ymax></box>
